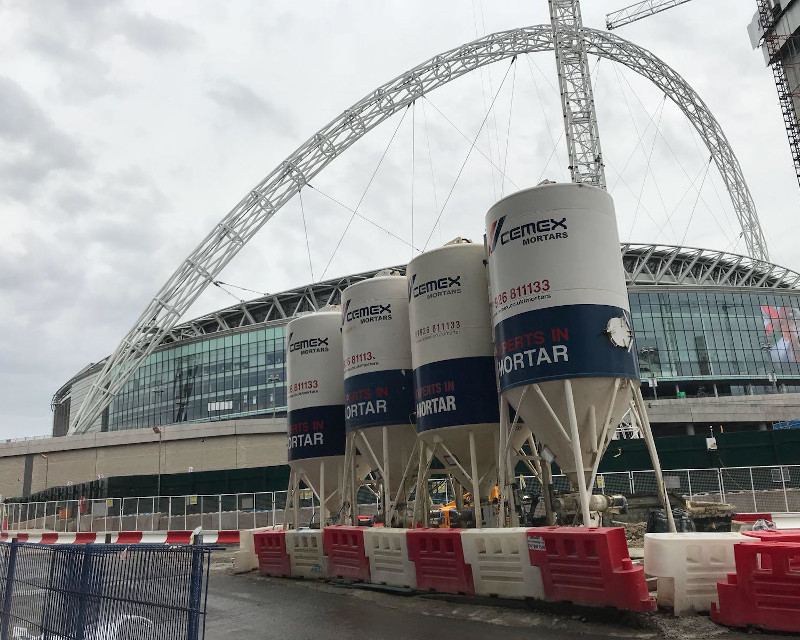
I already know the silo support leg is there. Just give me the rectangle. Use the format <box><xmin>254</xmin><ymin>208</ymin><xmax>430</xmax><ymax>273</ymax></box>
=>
<box><xmin>633</xmin><ymin>387</ymin><xmax>677</xmax><ymax>533</ymax></box>
<box><xmin>469</xmin><ymin>431</ymin><xmax>482</xmax><ymax>529</ymax></box>
<box><xmin>564</xmin><ymin>379</ymin><xmax>592</xmax><ymax>527</ymax></box>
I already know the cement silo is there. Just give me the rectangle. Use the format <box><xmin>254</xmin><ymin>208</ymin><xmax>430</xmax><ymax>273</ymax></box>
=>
<box><xmin>341</xmin><ymin>272</ymin><xmax>417</xmax><ymax>523</ymax></box>
<box><xmin>286</xmin><ymin>309</ymin><xmax>347</xmax><ymax>527</ymax></box>
<box><xmin>485</xmin><ymin>183</ymin><xmax>646</xmax><ymax>525</ymax></box>
<box><xmin>406</xmin><ymin>239</ymin><xmax>502</xmax><ymax>525</ymax></box>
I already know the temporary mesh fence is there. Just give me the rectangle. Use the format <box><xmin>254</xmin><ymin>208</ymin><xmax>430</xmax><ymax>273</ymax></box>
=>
<box><xmin>4</xmin><ymin>465</ymin><xmax>799</xmax><ymax>533</ymax></box>
<box><xmin>0</xmin><ymin>542</ymin><xmax>211</xmax><ymax>640</ymax></box>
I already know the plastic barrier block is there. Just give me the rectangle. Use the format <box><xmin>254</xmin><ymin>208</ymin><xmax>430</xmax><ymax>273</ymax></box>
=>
<box><xmin>363</xmin><ymin>527</ymin><xmax>417</xmax><ymax>588</ymax></box>
<box><xmin>286</xmin><ymin>530</ymin><xmax>327</xmax><ymax>579</ymax></box>
<box><xmin>732</xmin><ymin>513</ymin><xmax>772</xmax><ymax>523</ymax></box>
<box><xmin>215</xmin><ymin>530</ymin><xmax>241</xmax><ymax>545</ymax></box>
<box><xmin>40</xmin><ymin>533</ymin><xmax>59</xmax><ymax>544</ymax></box>
<box><xmin>743</xmin><ymin>530</ymin><xmax>800</xmax><ymax>542</ymax></box>
<box><xmin>406</xmin><ymin>528</ymin><xmax>474</xmax><ymax>595</ymax></box>
<box><xmin>527</xmin><ymin>526</ymin><xmax>655</xmax><ymax>612</ymax></box>
<box><xmin>644</xmin><ymin>532</ymin><xmax>748</xmax><ymax>615</ymax></box>
<box><xmin>461</xmin><ymin>528</ymin><xmax>545</xmax><ymax>599</ymax></box>
<box><xmin>165</xmin><ymin>530</ymin><xmax>192</xmax><ymax>544</ymax></box>
<box><xmin>116</xmin><ymin>531</ymin><xmax>144</xmax><ymax>544</ymax></box>
<box><xmin>711</xmin><ymin>541</ymin><xmax>800</xmax><ymax>633</ymax></box>
<box><xmin>253</xmin><ymin>530</ymin><xmax>291</xmax><ymax>577</ymax></box>
<box><xmin>234</xmin><ymin>528</ymin><xmax>272</xmax><ymax>573</ymax></box>
<box><xmin>323</xmin><ymin>526</ymin><xmax>371</xmax><ymax>582</ymax></box>
<box><xmin>73</xmin><ymin>532</ymin><xmax>97</xmax><ymax>544</ymax></box>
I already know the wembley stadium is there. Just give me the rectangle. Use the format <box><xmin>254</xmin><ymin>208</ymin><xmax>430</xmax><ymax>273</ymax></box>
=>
<box><xmin>52</xmin><ymin>241</ymin><xmax>800</xmax><ymax>439</ymax></box>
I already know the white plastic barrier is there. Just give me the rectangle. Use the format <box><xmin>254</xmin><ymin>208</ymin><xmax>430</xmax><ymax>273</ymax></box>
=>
<box><xmin>461</xmin><ymin>527</ymin><xmax>545</xmax><ymax>599</ymax></box>
<box><xmin>286</xmin><ymin>529</ymin><xmax>327</xmax><ymax>579</ymax></box>
<box><xmin>234</xmin><ymin>527</ymin><xmax>273</xmax><ymax>573</ymax></box>
<box><xmin>644</xmin><ymin>532</ymin><xmax>748</xmax><ymax>616</ymax></box>
<box><xmin>772</xmin><ymin>513</ymin><xmax>800</xmax><ymax>529</ymax></box>
<box><xmin>363</xmin><ymin>527</ymin><xmax>416</xmax><ymax>588</ymax></box>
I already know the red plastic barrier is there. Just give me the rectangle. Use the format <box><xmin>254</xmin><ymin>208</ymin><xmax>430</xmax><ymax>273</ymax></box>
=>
<box><xmin>40</xmin><ymin>533</ymin><xmax>59</xmax><ymax>544</ymax></box>
<box><xmin>323</xmin><ymin>526</ymin><xmax>371</xmax><ymax>582</ymax></box>
<box><xmin>116</xmin><ymin>532</ymin><xmax>143</xmax><ymax>544</ymax></box>
<box><xmin>711</xmin><ymin>541</ymin><xmax>800</xmax><ymax>633</ymax></box>
<box><xmin>15</xmin><ymin>534</ymin><xmax>29</xmax><ymax>542</ymax></box>
<box><xmin>73</xmin><ymin>533</ymin><xmax>97</xmax><ymax>544</ymax></box>
<box><xmin>743</xmin><ymin>530</ymin><xmax>800</xmax><ymax>542</ymax></box>
<box><xmin>0</xmin><ymin>533</ymin><xmax>8</xmax><ymax>542</ymax></box>
<box><xmin>406</xmin><ymin>528</ymin><xmax>474</xmax><ymax>595</ymax></box>
<box><xmin>526</xmin><ymin>527</ymin><xmax>655</xmax><ymax>612</ymax></box>
<box><xmin>215</xmin><ymin>530</ymin><xmax>241</xmax><ymax>544</ymax></box>
<box><xmin>732</xmin><ymin>513</ymin><xmax>772</xmax><ymax>523</ymax></box>
<box><xmin>165</xmin><ymin>531</ymin><xmax>192</xmax><ymax>544</ymax></box>
<box><xmin>253</xmin><ymin>530</ymin><xmax>291</xmax><ymax>577</ymax></box>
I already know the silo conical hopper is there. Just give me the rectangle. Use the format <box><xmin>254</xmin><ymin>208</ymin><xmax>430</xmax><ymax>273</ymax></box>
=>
<box><xmin>407</xmin><ymin>239</ymin><xmax>503</xmax><ymax>514</ymax></box>
<box><xmin>341</xmin><ymin>273</ymin><xmax>417</xmax><ymax>520</ymax></box>
<box><xmin>286</xmin><ymin>309</ymin><xmax>348</xmax><ymax>525</ymax></box>
<box><xmin>485</xmin><ymin>183</ymin><xmax>640</xmax><ymax>524</ymax></box>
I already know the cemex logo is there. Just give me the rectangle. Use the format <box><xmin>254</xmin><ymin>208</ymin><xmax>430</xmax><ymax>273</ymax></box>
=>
<box><xmin>289</xmin><ymin>335</ymin><xmax>329</xmax><ymax>352</ymax></box>
<box><xmin>488</xmin><ymin>215</ymin><xmax>568</xmax><ymax>253</ymax></box>
<box><xmin>408</xmin><ymin>273</ymin><xmax>462</xmax><ymax>301</ymax></box>
<box><xmin>342</xmin><ymin>298</ymin><xmax>392</xmax><ymax>325</ymax></box>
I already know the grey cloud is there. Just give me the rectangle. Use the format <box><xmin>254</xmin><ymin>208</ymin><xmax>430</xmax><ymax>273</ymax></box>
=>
<box><xmin>115</xmin><ymin>12</ymin><xmax>197</xmax><ymax>53</ymax></box>
<box><xmin>0</xmin><ymin>76</ymin><xmax>87</xmax><ymax>199</ymax></box>
<box><xmin>25</xmin><ymin>31</ymin><xmax>115</xmax><ymax>101</ymax></box>
<box><xmin>207</xmin><ymin>79</ymin><xmax>296</xmax><ymax>133</ymax></box>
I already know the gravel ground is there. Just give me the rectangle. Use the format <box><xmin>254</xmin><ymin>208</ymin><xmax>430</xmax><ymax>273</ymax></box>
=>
<box><xmin>210</xmin><ymin>550</ymin><xmax>784</xmax><ymax>639</ymax></box>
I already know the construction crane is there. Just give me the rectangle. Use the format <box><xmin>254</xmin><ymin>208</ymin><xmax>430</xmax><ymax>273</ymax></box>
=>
<box><xmin>607</xmin><ymin>0</ymin><xmax>800</xmax><ymax>190</ymax></box>
<box><xmin>755</xmin><ymin>0</ymin><xmax>800</xmax><ymax>190</ymax></box>
<box><xmin>548</xmin><ymin>0</ymin><xmax>606</xmax><ymax>188</ymax></box>
<box><xmin>606</xmin><ymin>0</ymin><xmax>695</xmax><ymax>30</ymax></box>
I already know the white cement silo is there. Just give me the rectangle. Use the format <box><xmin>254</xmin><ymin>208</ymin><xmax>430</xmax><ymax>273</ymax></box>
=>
<box><xmin>341</xmin><ymin>273</ymin><xmax>417</xmax><ymax>522</ymax></box>
<box><xmin>286</xmin><ymin>309</ymin><xmax>347</xmax><ymax>527</ymax></box>
<box><xmin>485</xmin><ymin>183</ymin><xmax>641</xmax><ymax>525</ymax></box>
<box><xmin>406</xmin><ymin>239</ymin><xmax>502</xmax><ymax>523</ymax></box>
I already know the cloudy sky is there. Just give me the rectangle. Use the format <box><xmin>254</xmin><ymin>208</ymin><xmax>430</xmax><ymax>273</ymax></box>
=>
<box><xmin>1</xmin><ymin>0</ymin><xmax>796</xmax><ymax>439</ymax></box>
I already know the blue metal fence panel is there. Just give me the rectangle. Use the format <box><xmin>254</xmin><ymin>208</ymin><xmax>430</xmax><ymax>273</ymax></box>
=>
<box><xmin>0</xmin><ymin>543</ymin><xmax>211</xmax><ymax>640</ymax></box>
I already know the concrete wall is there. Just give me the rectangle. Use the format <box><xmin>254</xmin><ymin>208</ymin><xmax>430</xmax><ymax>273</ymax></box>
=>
<box><xmin>0</xmin><ymin>417</ymin><xmax>288</xmax><ymax>500</ymax></box>
<box><xmin>646</xmin><ymin>391</ymin><xmax>800</xmax><ymax>430</ymax></box>
<box><xmin>5</xmin><ymin>393</ymin><xmax>800</xmax><ymax>500</ymax></box>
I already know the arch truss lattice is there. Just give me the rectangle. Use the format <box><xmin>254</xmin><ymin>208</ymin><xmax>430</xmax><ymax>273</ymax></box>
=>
<box><xmin>73</xmin><ymin>25</ymin><xmax>769</xmax><ymax>433</ymax></box>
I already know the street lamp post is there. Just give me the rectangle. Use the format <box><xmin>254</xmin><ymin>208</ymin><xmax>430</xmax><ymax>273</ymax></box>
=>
<box><xmin>640</xmin><ymin>347</ymin><xmax>659</xmax><ymax>400</ymax></box>
<box><xmin>40</xmin><ymin>453</ymin><xmax>49</xmax><ymax>491</ymax></box>
<box><xmin>268</xmin><ymin>374</ymin><xmax>281</xmax><ymax>418</ymax></box>
<box><xmin>153</xmin><ymin>426</ymin><xmax>163</xmax><ymax>499</ymax></box>
<box><xmin>760</xmin><ymin>344</ymin><xmax>779</xmax><ymax>393</ymax></box>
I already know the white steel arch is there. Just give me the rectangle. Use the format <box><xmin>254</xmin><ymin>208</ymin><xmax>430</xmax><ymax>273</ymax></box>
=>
<box><xmin>73</xmin><ymin>25</ymin><xmax>770</xmax><ymax>433</ymax></box>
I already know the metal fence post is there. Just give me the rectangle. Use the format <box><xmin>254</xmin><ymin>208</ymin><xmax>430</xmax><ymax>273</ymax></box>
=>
<box><xmin>0</xmin><ymin>541</ymin><xmax>19</xmax><ymax>640</ymax></box>
<box><xmin>749</xmin><ymin>467</ymin><xmax>757</xmax><ymax>512</ymax></box>
<box><xmin>628</xmin><ymin>471</ymin><xmax>634</xmax><ymax>495</ymax></box>
<box><xmin>686</xmin><ymin>471</ymin><xmax>693</xmax><ymax>500</ymax></box>
<box><xmin>718</xmin><ymin>468</ymin><xmax>725</xmax><ymax>504</ymax></box>
<box><xmin>271</xmin><ymin>492</ymin><xmax>276</xmax><ymax>528</ymax></box>
<box><xmin>187</xmin><ymin>544</ymin><xmax>204</xmax><ymax>640</ymax></box>
<box><xmin>781</xmin><ymin>466</ymin><xmax>790</xmax><ymax>512</ymax></box>
<box><xmin>74</xmin><ymin>545</ymin><xmax>95</xmax><ymax>640</ymax></box>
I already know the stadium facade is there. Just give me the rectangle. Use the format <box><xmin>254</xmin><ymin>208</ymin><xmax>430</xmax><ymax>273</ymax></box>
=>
<box><xmin>52</xmin><ymin>243</ymin><xmax>800</xmax><ymax>438</ymax></box>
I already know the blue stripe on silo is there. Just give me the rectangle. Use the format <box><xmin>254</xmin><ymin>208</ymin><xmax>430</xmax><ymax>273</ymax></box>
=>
<box><xmin>344</xmin><ymin>369</ymin><xmax>415</xmax><ymax>431</ymax></box>
<box><xmin>494</xmin><ymin>304</ymin><xmax>640</xmax><ymax>392</ymax></box>
<box><xmin>287</xmin><ymin>405</ymin><xmax>346</xmax><ymax>460</ymax></box>
<box><xmin>413</xmin><ymin>356</ymin><xmax>499</xmax><ymax>433</ymax></box>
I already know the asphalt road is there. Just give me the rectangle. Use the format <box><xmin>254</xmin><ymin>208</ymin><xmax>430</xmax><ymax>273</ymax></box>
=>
<box><xmin>203</xmin><ymin>552</ymin><xmax>786</xmax><ymax>640</ymax></box>
<box><xmin>204</xmin><ymin>572</ymin><xmax>620</xmax><ymax>640</ymax></box>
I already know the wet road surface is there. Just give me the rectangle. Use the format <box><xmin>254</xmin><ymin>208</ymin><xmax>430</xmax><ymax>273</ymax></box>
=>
<box><xmin>204</xmin><ymin>572</ymin><xmax>618</xmax><ymax>640</ymax></box>
<box><xmin>204</xmin><ymin>556</ymin><xmax>785</xmax><ymax>640</ymax></box>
